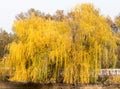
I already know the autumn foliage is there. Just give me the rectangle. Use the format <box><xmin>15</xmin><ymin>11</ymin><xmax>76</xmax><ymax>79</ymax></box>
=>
<box><xmin>5</xmin><ymin>4</ymin><xmax>118</xmax><ymax>84</ymax></box>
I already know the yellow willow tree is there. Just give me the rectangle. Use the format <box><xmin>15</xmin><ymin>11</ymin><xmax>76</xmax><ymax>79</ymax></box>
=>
<box><xmin>114</xmin><ymin>15</ymin><xmax>120</xmax><ymax>68</ymax></box>
<box><xmin>5</xmin><ymin>13</ymin><xmax>71</xmax><ymax>82</ymax></box>
<box><xmin>5</xmin><ymin>3</ymin><xmax>118</xmax><ymax>84</ymax></box>
<box><xmin>63</xmin><ymin>3</ymin><xmax>117</xmax><ymax>83</ymax></box>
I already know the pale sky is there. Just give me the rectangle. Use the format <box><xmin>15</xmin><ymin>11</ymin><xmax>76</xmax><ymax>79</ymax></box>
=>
<box><xmin>0</xmin><ymin>0</ymin><xmax>120</xmax><ymax>33</ymax></box>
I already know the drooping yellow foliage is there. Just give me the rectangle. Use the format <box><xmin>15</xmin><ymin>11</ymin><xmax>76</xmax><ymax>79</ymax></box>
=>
<box><xmin>63</xmin><ymin>4</ymin><xmax>117</xmax><ymax>83</ymax></box>
<box><xmin>5</xmin><ymin>3</ymin><xmax>117</xmax><ymax>84</ymax></box>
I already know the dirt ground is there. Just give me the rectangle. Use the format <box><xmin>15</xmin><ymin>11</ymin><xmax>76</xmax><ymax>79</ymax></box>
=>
<box><xmin>0</xmin><ymin>81</ymin><xmax>120</xmax><ymax>89</ymax></box>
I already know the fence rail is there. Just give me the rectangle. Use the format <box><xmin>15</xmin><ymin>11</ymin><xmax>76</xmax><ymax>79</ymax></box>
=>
<box><xmin>99</xmin><ymin>69</ymin><xmax>120</xmax><ymax>76</ymax></box>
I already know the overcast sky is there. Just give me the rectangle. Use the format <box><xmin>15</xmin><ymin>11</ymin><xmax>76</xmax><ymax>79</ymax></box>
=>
<box><xmin>0</xmin><ymin>0</ymin><xmax>120</xmax><ymax>33</ymax></box>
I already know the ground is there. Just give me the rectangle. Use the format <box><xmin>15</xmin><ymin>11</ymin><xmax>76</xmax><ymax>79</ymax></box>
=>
<box><xmin>0</xmin><ymin>80</ymin><xmax>120</xmax><ymax>89</ymax></box>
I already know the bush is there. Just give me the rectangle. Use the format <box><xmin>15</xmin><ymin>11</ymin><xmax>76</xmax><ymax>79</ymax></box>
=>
<box><xmin>107</xmin><ymin>76</ymin><xmax>120</xmax><ymax>84</ymax></box>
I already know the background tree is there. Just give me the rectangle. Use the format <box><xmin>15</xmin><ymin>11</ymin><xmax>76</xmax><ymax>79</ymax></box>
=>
<box><xmin>0</xmin><ymin>29</ymin><xmax>16</xmax><ymax>59</ymax></box>
<box><xmin>115</xmin><ymin>15</ymin><xmax>120</xmax><ymax>30</ymax></box>
<box><xmin>15</xmin><ymin>8</ymin><xmax>46</xmax><ymax>20</ymax></box>
<box><xmin>16</xmin><ymin>8</ymin><xmax>66</xmax><ymax>22</ymax></box>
